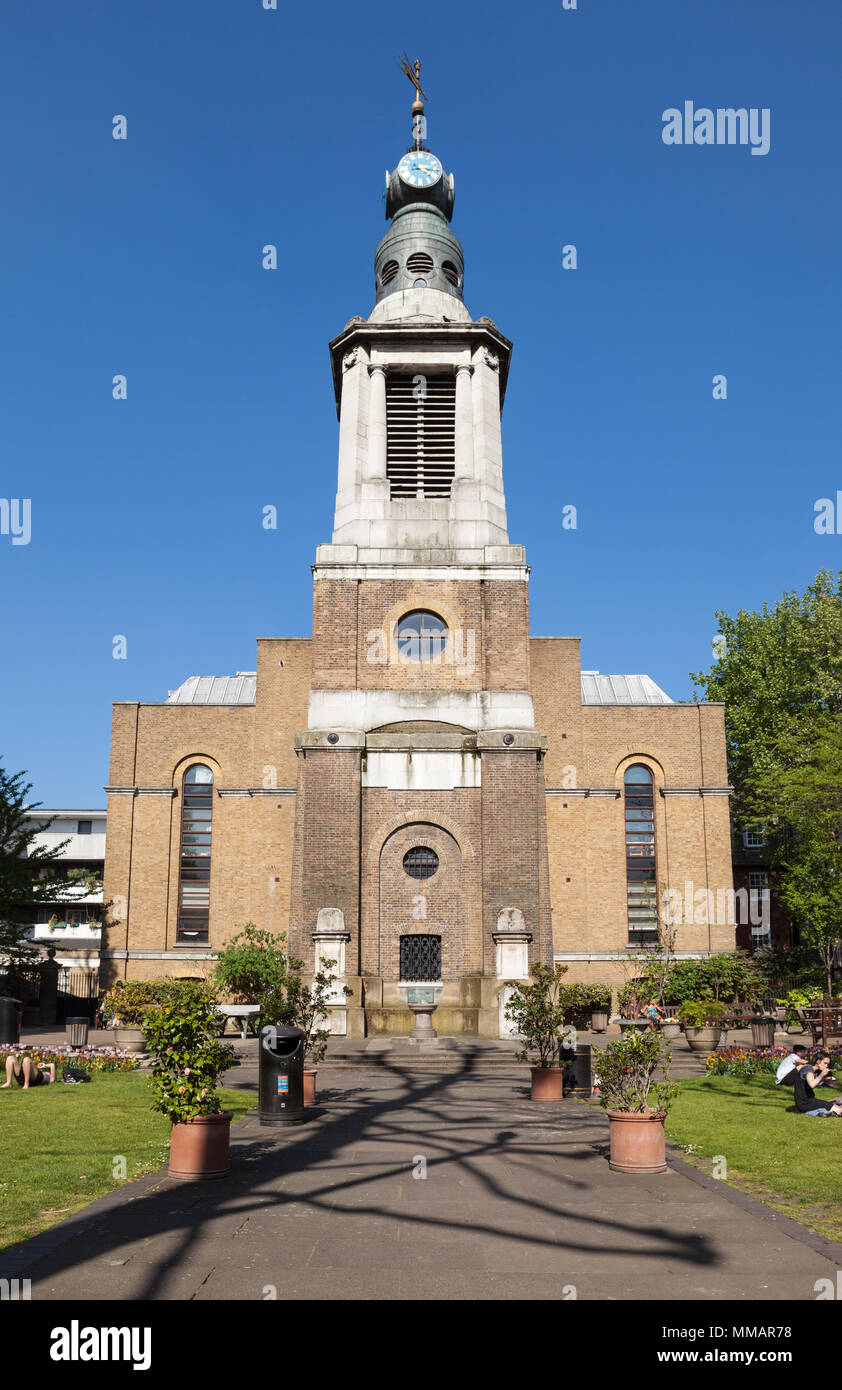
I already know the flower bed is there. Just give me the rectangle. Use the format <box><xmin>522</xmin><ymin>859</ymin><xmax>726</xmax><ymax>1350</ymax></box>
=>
<box><xmin>706</xmin><ymin>1045</ymin><xmax>840</xmax><ymax>1078</ymax></box>
<box><xmin>0</xmin><ymin>1045</ymin><xmax>140</xmax><ymax>1074</ymax></box>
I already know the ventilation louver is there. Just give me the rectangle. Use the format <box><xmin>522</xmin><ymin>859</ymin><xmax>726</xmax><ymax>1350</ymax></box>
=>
<box><xmin>406</xmin><ymin>252</ymin><xmax>434</xmax><ymax>274</ymax></box>
<box><xmin>386</xmin><ymin>373</ymin><xmax>456</xmax><ymax>499</ymax></box>
<box><xmin>441</xmin><ymin>260</ymin><xmax>460</xmax><ymax>286</ymax></box>
<box><xmin>380</xmin><ymin>259</ymin><xmax>399</xmax><ymax>286</ymax></box>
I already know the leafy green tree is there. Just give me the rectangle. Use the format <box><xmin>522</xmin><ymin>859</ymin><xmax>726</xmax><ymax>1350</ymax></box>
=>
<box><xmin>692</xmin><ymin>572</ymin><xmax>842</xmax><ymax>993</ymax></box>
<box><xmin>212</xmin><ymin>922</ymin><xmax>289</xmax><ymax>1002</ymax></box>
<box><xmin>261</xmin><ymin>957</ymin><xmax>351</xmax><ymax>1065</ymax></box>
<box><xmin>0</xmin><ymin>761</ymin><xmax>68</xmax><ymax>995</ymax></box>
<box><xmin>691</xmin><ymin>570</ymin><xmax>842</xmax><ymax>821</ymax></box>
<box><xmin>752</xmin><ymin>721</ymin><xmax>842</xmax><ymax>998</ymax></box>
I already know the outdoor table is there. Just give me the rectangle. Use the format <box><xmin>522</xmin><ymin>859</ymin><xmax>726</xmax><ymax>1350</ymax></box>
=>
<box><xmin>216</xmin><ymin>1004</ymin><xmax>261</xmax><ymax>1039</ymax></box>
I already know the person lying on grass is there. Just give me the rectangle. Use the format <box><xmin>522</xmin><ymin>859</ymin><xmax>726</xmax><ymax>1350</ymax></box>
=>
<box><xmin>791</xmin><ymin>1051</ymin><xmax>842</xmax><ymax>1117</ymax></box>
<box><xmin>1</xmin><ymin>1053</ymin><xmax>57</xmax><ymax>1090</ymax></box>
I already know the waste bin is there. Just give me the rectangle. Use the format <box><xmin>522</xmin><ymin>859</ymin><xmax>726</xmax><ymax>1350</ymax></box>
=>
<box><xmin>66</xmin><ymin>1016</ymin><xmax>90</xmax><ymax>1049</ymax></box>
<box><xmin>749</xmin><ymin>1016</ymin><xmax>776</xmax><ymax>1049</ymax></box>
<box><xmin>562</xmin><ymin>1043</ymin><xmax>592</xmax><ymax>1097</ymax></box>
<box><xmin>0</xmin><ymin>997</ymin><xmax>22</xmax><ymax>1046</ymax></box>
<box><xmin>258</xmin><ymin>1024</ymin><xmax>306</xmax><ymax>1124</ymax></box>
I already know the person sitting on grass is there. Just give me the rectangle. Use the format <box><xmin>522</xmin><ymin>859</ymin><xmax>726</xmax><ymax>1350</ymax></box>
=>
<box><xmin>792</xmin><ymin>1051</ymin><xmax>842</xmax><ymax>1117</ymax></box>
<box><xmin>643</xmin><ymin>999</ymin><xmax>665</xmax><ymax>1031</ymax></box>
<box><xmin>1</xmin><ymin>1052</ymin><xmax>57</xmax><ymax>1090</ymax></box>
<box><xmin>776</xmin><ymin>1044</ymin><xmax>807</xmax><ymax>1085</ymax></box>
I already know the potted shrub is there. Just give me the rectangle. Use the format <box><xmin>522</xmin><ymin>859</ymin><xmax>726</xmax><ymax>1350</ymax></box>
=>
<box><xmin>677</xmin><ymin>999</ymin><xmax>727</xmax><ymax>1052</ymax></box>
<box><xmin>504</xmin><ymin>963</ymin><xmax>573</xmax><ymax>1100</ymax></box>
<box><xmin>142</xmin><ymin>981</ymin><xmax>235</xmax><ymax>1180</ymax></box>
<box><xmin>103</xmin><ymin>980</ymin><xmax>166</xmax><ymax>1052</ymax></box>
<box><xmin>262</xmin><ymin>957</ymin><xmax>351</xmax><ymax>1106</ymax></box>
<box><xmin>595</xmin><ymin>1030</ymin><xmax>676</xmax><ymax>1174</ymax></box>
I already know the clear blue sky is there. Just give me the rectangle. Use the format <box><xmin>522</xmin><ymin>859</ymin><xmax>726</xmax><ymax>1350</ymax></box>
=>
<box><xmin>2</xmin><ymin>0</ymin><xmax>840</xmax><ymax>807</ymax></box>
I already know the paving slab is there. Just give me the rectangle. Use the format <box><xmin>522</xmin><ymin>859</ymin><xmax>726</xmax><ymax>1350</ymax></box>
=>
<box><xmin>6</xmin><ymin>1065</ymin><xmax>841</xmax><ymax>1302</ymax></box>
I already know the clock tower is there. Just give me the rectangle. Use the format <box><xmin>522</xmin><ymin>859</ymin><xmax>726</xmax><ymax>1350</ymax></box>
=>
<box><xmin>288</xmin><ymin>72</ymin><xmax>553</xmax><ymax>1035</ymax></box>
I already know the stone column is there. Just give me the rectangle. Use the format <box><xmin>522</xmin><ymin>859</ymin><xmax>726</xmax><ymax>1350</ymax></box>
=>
<box><xmin>367</xmin><ymin>365</ymin><xmax>387</xmax><ymax>481</ymax></box>
<box><xmin>454</xmin><ymin>364</ymin><xmax>474</xmax><ymax>480</ymax></box>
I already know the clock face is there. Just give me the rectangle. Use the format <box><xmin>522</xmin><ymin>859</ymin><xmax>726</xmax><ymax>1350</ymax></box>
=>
<box><xmin>397</xmin><ymin>151</ymin><xmax>443</xmax><ymax>190</ymax></box>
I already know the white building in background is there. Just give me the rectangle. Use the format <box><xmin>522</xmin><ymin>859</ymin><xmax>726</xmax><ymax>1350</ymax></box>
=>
<box><xmin>23</xmin><ymin>809</ymin><xmax>106</xmax><ymax>969</ymax></box>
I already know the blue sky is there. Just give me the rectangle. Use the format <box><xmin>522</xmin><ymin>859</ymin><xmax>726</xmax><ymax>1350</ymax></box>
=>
<box><xmin>2</xmin><ymin>0</ymin><xmax>840</xmax><ymax>807</ymax></box>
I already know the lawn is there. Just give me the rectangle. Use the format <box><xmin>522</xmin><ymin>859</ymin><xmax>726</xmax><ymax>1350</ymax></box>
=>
<box><xmin>0</xmin><ymin>1073</ymin><xmax>256</xmax><ymax>1254</ymax></box>
<box><xmin>666</xmin><ymin>1074</ymin><xmax>842</xmax><ymax>1243</ymax></box>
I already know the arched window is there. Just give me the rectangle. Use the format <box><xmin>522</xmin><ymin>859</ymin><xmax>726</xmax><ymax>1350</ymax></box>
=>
<box><xmin>177</xmin><ymin>763</ymin><xmax>213</xmax><ymax>944</ymax></box>
<box><xmin>395</xmin><ymin>611</ymin><xmax>448</xmax><ymax>663</ymax></box>
<box><xmin>624</xmin><ymin>764</ymin><xmax>658</xmax><ymax>945</ymax></box>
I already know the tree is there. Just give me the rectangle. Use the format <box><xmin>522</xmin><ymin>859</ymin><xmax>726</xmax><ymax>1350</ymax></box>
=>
<box><xmin>692</xmin><ymin>571</ymin><xmax>842</xmax><ymax>991</ymax></box>
<box><xmin>212</xmin><ymin>923</ymin><xmax>289</xmax><ymax>1002</ymax></box>
<box><xmin>752</xmin><ymin>720</ymin><xmax>842</xmax><ymax>998</ymax></box>
<box><xmin>0</xmin><ymin>761</ymin><xmax>68</xmax><ymax>996</ymax></box>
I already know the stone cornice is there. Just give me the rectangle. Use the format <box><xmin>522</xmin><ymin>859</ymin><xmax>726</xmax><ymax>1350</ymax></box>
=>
<box><xmin>328</xmin><ymin>319</ymin><xmax>513</xmax><ymax>419</ymax></box>
<box><xmin>103</xmin><ymin>786</ymin><xmax>176</xmax><ymax>797</ymax></box>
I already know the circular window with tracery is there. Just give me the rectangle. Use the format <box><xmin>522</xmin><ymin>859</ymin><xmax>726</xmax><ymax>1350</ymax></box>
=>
<box><xmin>395</xmin><ymin>610</ymin><xmax>448</xmax><ymax>663</ymax></box>
<box><xmin>403</xmin><ymin>846</ymin><xmax>439</xmax><ymax>880</ymax></box>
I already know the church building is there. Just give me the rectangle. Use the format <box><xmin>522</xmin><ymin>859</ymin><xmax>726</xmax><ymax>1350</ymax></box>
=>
<box><xmin>102</xmin><ymin>82</ymin><xmax>735</xmax><ymax>1035</ymax></box>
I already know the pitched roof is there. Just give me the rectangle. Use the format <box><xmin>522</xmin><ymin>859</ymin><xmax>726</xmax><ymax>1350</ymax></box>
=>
<box><xmin>580</xmin><ymin>672</ymin><xmax>673</xmax><ymax>706</ymax></box>
<box><xmin>166</xmin><ymin>672</ymin><xmax>257</xmax><ymax>705</ymax></box>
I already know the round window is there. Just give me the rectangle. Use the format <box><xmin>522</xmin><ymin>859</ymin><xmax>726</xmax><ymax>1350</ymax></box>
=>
<box><xmin>395</xmin><ymin>610</ymin><xmax>448</xmax><ymax>663</ymax></box>
<box><xmin>403</xmin><ymin>846</ymin><xmax>439</xmax><ymax>880</ymax></box>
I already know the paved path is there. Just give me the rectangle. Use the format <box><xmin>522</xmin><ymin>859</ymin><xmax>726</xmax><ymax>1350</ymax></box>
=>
<box><xmin>10</xmin><ymin>1063</ymin><xmax>840</xmax><ymax>1301</ymax></box>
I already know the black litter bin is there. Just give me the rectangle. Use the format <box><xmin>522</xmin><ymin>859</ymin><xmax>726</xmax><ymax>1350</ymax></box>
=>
<box><xmin>0</xmin><ymin>997</ymin><xmax>22</xmax><ymax>1046</ymax></box>
<box><xmin>562</xmin><ymin>1043</ymin><xmax>592</xmax><ymax>1098</ymax></box>
<box><xmin>258</xmin><ymin>1024</ymin><xmax>306</xmax><ymax>1124</ymax></box>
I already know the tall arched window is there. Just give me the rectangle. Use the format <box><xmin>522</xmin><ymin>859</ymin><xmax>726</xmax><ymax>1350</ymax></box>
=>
<box><xmin>177</xmin><ymin>763</ymin><xmax>213</xmax><ymax>944</ymax></box>
<box><xmin>624</xmin><ymin>764</ymin><xmax>658</xmax><ymax>945</ymax></box>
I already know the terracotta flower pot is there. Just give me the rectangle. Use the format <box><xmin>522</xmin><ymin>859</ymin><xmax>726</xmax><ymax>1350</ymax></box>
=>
<box><xmin>607</xmin><ymin>1109</ymin><xmax>667</xmax><ymax>1174</ymax></box>
<box><xmin>530</xmin><ymin>1066</ymin><xmax>564</xmax><ymax>1101</ymax></box>
<box><xmin>168</xmin><ymin>1111</ymin><xmax>233</xmax><ymax>1181</ymax></box>
<box><xmin>303</xmin><ymin>1068</ymin><xmax>317</xmax><ymax>1106</ymax></box>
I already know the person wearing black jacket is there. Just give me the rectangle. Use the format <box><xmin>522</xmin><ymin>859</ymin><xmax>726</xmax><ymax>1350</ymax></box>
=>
<box><xmin>792</xmin><ymin>1052</ymin><xmax>842</xmax><ymax>1116</ymax></box>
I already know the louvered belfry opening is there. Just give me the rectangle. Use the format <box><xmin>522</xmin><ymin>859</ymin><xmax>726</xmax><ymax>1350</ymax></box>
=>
<box><xmin>386</xmin><ymin>372</ymin><xmax>456</xmax><ymax>499</ymax></box>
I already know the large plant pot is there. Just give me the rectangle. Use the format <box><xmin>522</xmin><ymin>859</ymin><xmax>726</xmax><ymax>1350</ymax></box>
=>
<box><xmin>608</xmin><ymin>1110</ymin><xmax>667</xmax><ymax>1174</ymax></box>
<box><xmin>618</xmin><ymin>1018</ymin><xmax>649</xmax><ymax>1035</ymax></box>
<box><xmin>530</xmin><ymin>1066</ymin><xmax>564</xmax><ymax>1101</ymax></box>
<box><xmin>113</xmin><ymin>1027</ymin><xmax>147</xmax><ymax>1054</ymax></box>
<box><xmin>683</xmin><ymin>1026</ymin><xmax>722</xmax><ymax>1053</ymax></box>
<box><xmin>662</xmin><ymin>1021</ymin><xmax>682</xmax><ymax>1041</ymax></box>
<box><xmin>303</xmin><ymin>1068</ymin><xmax>317</xmax><ymax>1107</ymax></box>
<box><xmin>590</xmin><ymin>1010</ymin><xmax>609</xmax><ymax>1033</ymax></box>
<box><xmin>168</xmin><ymin>1111</ymin><xmax>233</xmax><ymax>1181</ymax></box>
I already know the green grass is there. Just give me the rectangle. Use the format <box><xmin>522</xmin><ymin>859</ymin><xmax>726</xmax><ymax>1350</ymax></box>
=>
<box><xmin>666</xmin><ymin>1074</ymin><xmax>842</xmax><ymax>1243</ymax></box>
<box><xmin>0</xmin><ymin>1074</ymin><xmax>256</xmax><ymax>1254</ymax></box>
